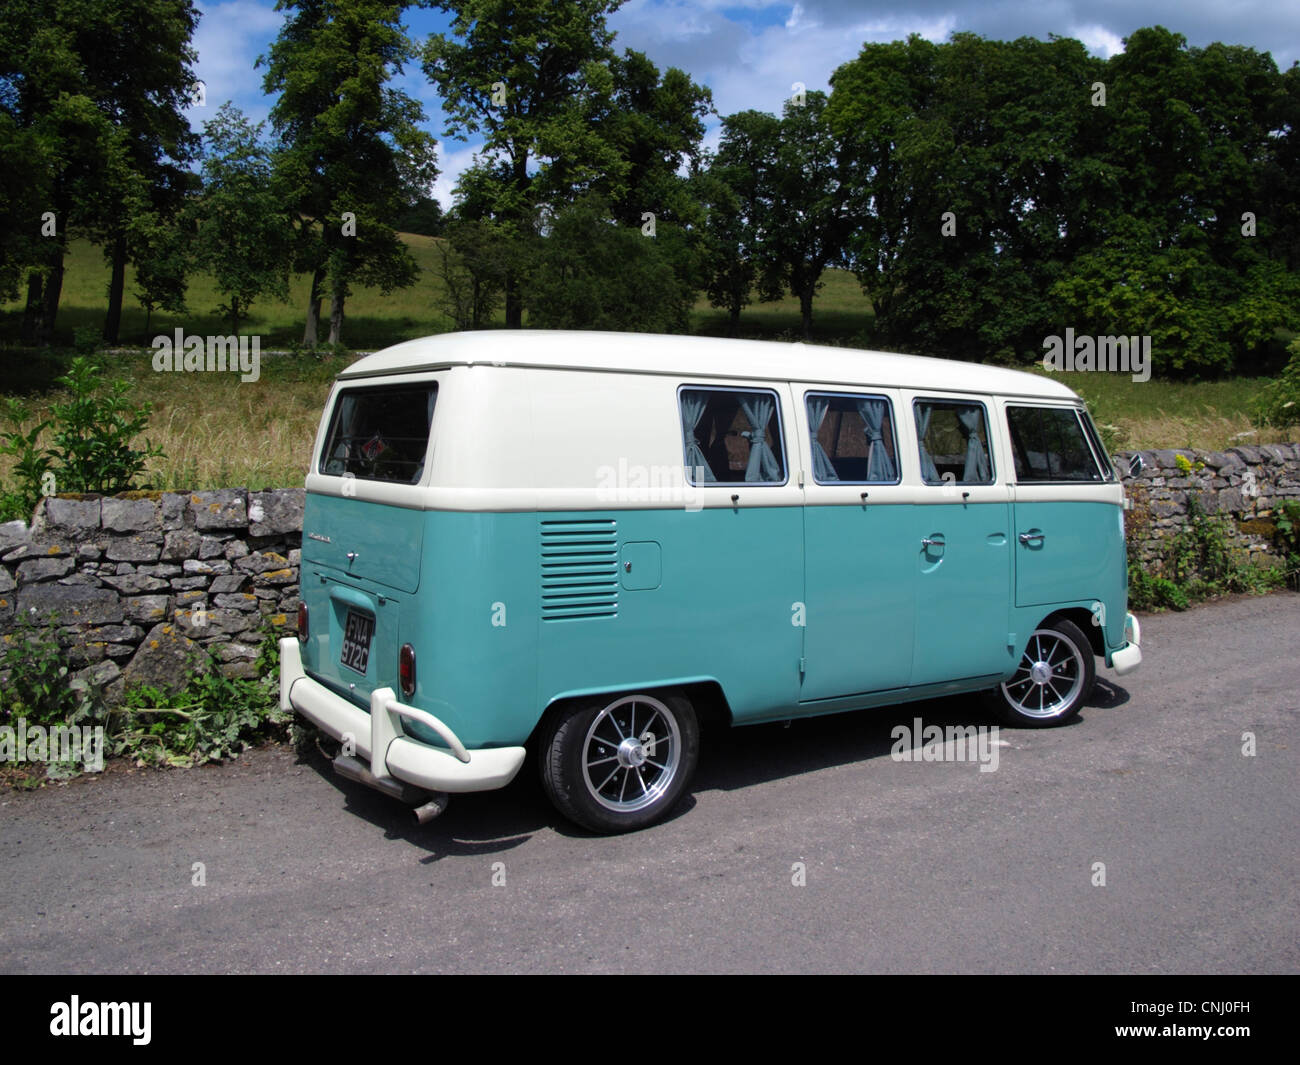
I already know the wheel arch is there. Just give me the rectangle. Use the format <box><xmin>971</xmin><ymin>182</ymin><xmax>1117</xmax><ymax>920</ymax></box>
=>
<box><xmin>527</xmin><ymin>678</ymin><xmax>732</xmax><ymax>750</ymax></box>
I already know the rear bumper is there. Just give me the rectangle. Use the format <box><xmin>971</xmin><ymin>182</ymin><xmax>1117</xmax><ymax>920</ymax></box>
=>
<box><xmin>279</xmin><ymin>638</ymin><xmax>526</xmax><ymax>794</ymax></box>
<box><xmin>1107</xmin><ymin>613</ymin><xmax>1143</xmax><ymax>677</ymax></box>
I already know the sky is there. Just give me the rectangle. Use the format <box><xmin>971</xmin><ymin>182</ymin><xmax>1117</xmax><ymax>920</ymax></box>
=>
<box><xmin>187</xmin><ymin>0</ymin><xmax>1300</xmax><ymax>208</ymax></box>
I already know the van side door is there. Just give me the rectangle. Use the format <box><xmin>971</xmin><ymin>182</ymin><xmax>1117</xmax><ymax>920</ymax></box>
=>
<box><xmin>907</xmin><ymin>393</ymin><xmax>1015</xmax><ymax>687</ymax></box>
<box><xmin>795</xmin><ymin>386</ymin><xmax>915</xmax><ymax>701</ymax></box>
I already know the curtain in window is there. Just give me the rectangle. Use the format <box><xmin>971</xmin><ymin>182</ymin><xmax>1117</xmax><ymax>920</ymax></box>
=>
<box><xmin>915</xmin><ymin>405</ymin><xmax>940</xmax><ymax>482</ymax></box>
<box><xmin>681</xmin><ymin>394</ymin><xmax>716</xmax><ymax>482</ymax></box>
<box><xmin>740</xmin><ymin>396</ymin><xmax>781</xmax><ymax>481</ymax></box>
<box><xmin>857</xmin><ymin>398</ymin><xmax>896</xmax><ymax>481</ymax></box>
<box><xmin>807</xmin><ymin>397</ymin><xmax>838</xmax><ymax>482</ymax></box>
<box><xmin>957</xmin><ymin>407</ymin><xmax>991</xmax><ymax>482</ymax></box>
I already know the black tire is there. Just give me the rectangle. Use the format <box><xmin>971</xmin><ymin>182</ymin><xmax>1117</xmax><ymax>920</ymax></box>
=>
<box><xmin>984</xmin><ymin>618</ymin><xmax>1096</xmax><ymax>727</ymax></box>
<box><xmin>539</xmin><ymin>691</ymin><xmax>699</xmax><ymax>834</ymax></box>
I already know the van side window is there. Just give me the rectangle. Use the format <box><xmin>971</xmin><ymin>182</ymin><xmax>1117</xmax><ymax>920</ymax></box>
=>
<box><xmin>680</xmin><ymin>387</ymin><xmax>786</xmax><ymax>484</ymax></box>
<box><xmin>913</xmin><ymin>399</ymin><xmax>994</xmax><ymax>485</ymax></box>
<box><xmin>1005</xmin><ymin>405</ymin><xmax>1105</xmax><ymax>482</ymax></box>
<box><xmin>320</xmin><ymin>383</ymin><xmax>437</xmax><ymax>484</ymax></box>
<box><xmin>806</xmin><ymin>392</ymin><xmax>899</xmax><ymax>484</ymax></box>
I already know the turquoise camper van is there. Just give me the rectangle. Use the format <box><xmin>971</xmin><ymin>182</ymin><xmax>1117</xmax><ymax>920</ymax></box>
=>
<box><xmin>279</xmin><ymin>331</ymin><xmax>1142</xmax><ymax>833</ymax></box>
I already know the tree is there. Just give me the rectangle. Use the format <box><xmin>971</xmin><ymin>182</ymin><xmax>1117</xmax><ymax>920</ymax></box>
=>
<box><xmin>525</xmin><ymin>195</ymin><xmax>689</xmax><ymax>332</ymax></box>
<box><xmin>697</xmin><ymin>111</ymin><xmax>780</xmax><ymax>335</ymax></box>
<box><xmin>436</xmin><ymin>216</ymin><xmax>510</xmax><ymax>330</ymax></box>
<box><xmin>260</xmin><ymin>0</ymin><xmax>437</xmax><ymax>346</ymax></box>
<box><xmin>191</xmin><ymin>105</ymin><xmax>290</xmax><ymax>335</ymax></box>
<box><xmin>422</xmin><ymin>0</ymin><xmax>624</xmax><ymax>327</ymax></box>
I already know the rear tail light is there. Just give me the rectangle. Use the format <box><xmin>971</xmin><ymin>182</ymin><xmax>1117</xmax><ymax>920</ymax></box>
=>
<box><xmin>399</xmin><ymin>643</ymin><xmax>416</xmax><ymax>697</ymax></box>
<box><xmin>297</xmin><ymin>603</ymin><xmax>308</xmax><ymax>643</ymax></box>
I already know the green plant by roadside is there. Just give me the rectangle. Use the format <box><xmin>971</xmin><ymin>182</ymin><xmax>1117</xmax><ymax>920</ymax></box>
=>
<box><xmin>0</xmin><ymin>609</ymin><xmax>101</xmax><ymax>728</ymax></box>
<box><xmin>1274</xmin><ymin>499</ymin><xmax>1300</xmax><ymax>590</ymax></box>
<box><xmin>107</xmin><ymin>628</ymin><xmax>289</xmax><ymax>769</ymax></box>
<box><xmin>0</xmin><ymin>398</ymin><xmax>53</xmax><ymax>522</ymax></box>
<box><xmin>1254</xmin><ymin>338</ymin><xmax>1300</xmax><ymax>428</ymax></box>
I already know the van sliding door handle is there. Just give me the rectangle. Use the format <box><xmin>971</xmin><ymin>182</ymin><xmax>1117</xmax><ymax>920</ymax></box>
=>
<box><xmin>921</xmin><ymin>536</ymin><xmax>945</xmax><ymax>548</ymax></box>
<box><xmin>1018</xmin><ymin>532</ymin><xmax>1045</xmax><ymax>545</ymax></box>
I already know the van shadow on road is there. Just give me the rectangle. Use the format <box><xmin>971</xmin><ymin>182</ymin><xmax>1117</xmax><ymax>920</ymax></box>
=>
<box><xmin>294</xmin><ymin>681</ymin><xmax>1132</xmax><ymax>855</ymax></box>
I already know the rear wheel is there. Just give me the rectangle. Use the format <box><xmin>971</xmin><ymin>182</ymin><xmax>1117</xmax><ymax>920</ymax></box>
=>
<box><xmin>539</xmin><ymin>691</ymin><xmax>699</xmax><ymax>834</ymax></box>
<box><xmin>986</xmin><ymin>619</ymin><xmax>1095</xmax><ymax>727</ymax></box>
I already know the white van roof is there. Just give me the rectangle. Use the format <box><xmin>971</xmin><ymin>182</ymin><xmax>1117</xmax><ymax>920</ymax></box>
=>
<box><xmin>339</xmin><ymin>330</ymin><xmax>1079</xmax><ymax>400</ymax></box>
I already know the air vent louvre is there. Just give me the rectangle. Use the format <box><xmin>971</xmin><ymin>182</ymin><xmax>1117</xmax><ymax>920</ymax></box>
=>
<box><xmin>540</xmin><ymin>519</ymin><xmax>618</xmax><ymax>621</ymax></box>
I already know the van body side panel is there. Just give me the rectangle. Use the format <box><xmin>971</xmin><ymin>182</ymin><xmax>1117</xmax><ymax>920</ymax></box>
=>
<box><xmin>410</xmin><ymin>510</ymin><xmax>540</xmax><ymax>749</ymax></box>
<box><xmin>800</xmin><ymin>501</ymin><xmax>915</xmax><ymax>699</ymax></box>
<box><xmin>1012</xmin><ymin>497</ymin><xmax>1129</xmax><ymax>650</ymax></box>
<box><xmin>535</xmin><ymin>506</ymin><xmax>805</xmax><ymax>726</ymax></box>
<box><xmin>911</xmin><ymin>500</ymin><xmax>1015</xmax><ymax>686</ymax></box>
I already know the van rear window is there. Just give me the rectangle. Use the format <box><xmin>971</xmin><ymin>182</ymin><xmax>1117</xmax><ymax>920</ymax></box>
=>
<box><xmin>320</xmin><ymin>384</ymin><xmax>437</xmax><ymax>484</ymax></box>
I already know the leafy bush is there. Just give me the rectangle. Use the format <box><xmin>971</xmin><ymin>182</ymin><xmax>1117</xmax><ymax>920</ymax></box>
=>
<box><xmin>1254</xmin><ymin>338</ymin><xmax>1300</xmax><ymax>428</ymax></box>
<box><xmin>0</xmin><ymin>398</ymin><xmax>53</xmax><ymax>522</ymax></box>
<box><xmin>0</xmin><ymin>357</ymin><xmax>164</xmax><ymax>515</ymax></box>
<box><xmin>107</xmin><ymin>632</ymin><xmax>289</xmax><ymax>769</ymax></box>
<box><xmin>1275</xmin><ymin>499</ymin><xmax>1300</xmax><ymax>591</ymax></box>
<box><xmin>47</xmin><ymin>357</ymin><xmax>164</xmax><ymax>494</ymax></box>
<box><xmin>0</xmin><ymin>609</ymin><xmax>101</xmax><ymax>728</ymax></box>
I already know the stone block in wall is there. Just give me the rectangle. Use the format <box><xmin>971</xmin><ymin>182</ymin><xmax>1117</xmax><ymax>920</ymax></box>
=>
<box><xmin>120</xmin><ymin>623</ymin><xmax>208</xmax><ymax>696</ymax></box>
<box><xmin>106</xmin><ymin>535</ymin><xmax>162</xmax><ymax>562</ymax></box>
<box><xmin>16</xmin><ymin>556</ymin><xmax>74</xmax><ymax>582</ymax></box>
<box><xmin>189</xmin><ymin>490</ymin><xmax>247</xmax><ymax>531</ymax></box>
<box><xmin>124</xmin><ymin>595</ymin><xmax>170</xmax><ymax>624</ymax></box>
<box><xmin>234</xmin><ymin>551</ymin><xmax>289</xmax><ymax>575</ymax></box>
<box><xmin>101</xmin><ymin>496</ymin><xmax>161</xmax><ymax>533</ymax></box>
<box><xmin>0</xmin><ymin>520</ymin><xmax>28</xmax><ymax>553</ymax></box>
<box><xmin>182</xmin><ymin>558</ymin><xmax>231</xmax><ymax>576</ymax></box>
<box><xmin>37</xmin><ymin>497</ymin><xmax>100</xmax><ymax>536</ymax></box>
<box><xmin>161</xmin><ymin>530</ymin><xmax>202</xmax><ymax>561</ymax></box>
<box><xmin>248</xmin><ymin>489</ymin><xmax>305</xmax><ymax>537</ymax></box>
<box><xmin>208</xmin><ymin>574</ymin><xmax>246</xmax><ymax>594</ymax></box>
<box><xmin>18</xmin><ymin>584</ymin><xmax>123</xmax><ymax>625</ymax></box>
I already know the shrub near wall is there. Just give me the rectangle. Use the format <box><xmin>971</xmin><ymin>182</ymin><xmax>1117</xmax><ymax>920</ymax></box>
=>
<box><xmin>0</xmin><ymin>489</ymin><xmax>303</xmax><ymax>705</ymax></box>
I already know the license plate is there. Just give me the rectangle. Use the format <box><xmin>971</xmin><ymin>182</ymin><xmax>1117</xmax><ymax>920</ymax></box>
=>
<box><xmin>340</xmin><ymin>610</ymin><xmax>375</xmax><ymax>675</ymax></box>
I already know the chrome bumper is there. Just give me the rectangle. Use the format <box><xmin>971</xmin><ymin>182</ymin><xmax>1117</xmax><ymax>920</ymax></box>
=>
<box><xmin>1108</xmin><ymin>613</ymin><xmax>1143</xmax><ymax>676</ymax></box>
<box><xmin>279</xmin><ymin>638</ymin><xmax>526</xmax><ymax>794</ymax></box>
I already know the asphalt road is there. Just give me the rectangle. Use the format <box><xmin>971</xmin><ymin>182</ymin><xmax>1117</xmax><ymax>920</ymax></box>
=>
<box><xmin>2</xmin><ymin>592</ymin><xmax>1297</xmax><ymax>974</ymax></box>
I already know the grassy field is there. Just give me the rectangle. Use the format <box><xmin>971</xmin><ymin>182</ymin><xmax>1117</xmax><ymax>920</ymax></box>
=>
<box><xmin>0</xmin><ymin>235</ymin><xmax>1293</xmax><ymax>492</ymax></box>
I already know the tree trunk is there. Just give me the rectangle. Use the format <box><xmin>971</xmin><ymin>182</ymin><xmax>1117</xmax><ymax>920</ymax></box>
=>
<box><xmin>328</xmin><ymin>286</ymin><xmax>345</xmax><ymax>346</ymax></box>
<box><xmin>303</xmin><ymin>265</ymin><xmax>326</xmax><ymax>346</ymax></box>
<box><xmin>103</xmin><ymin>233</ymin><xmax>127</xmax><ymax>343</ymax></box>
<box><xmin>728</xmin><ymin>301</ymin><xmax>741</xmax><ymax>338</ymax></box>
<box><xmin>230</xmin><ymin>295</ymin><xmax>240</xmax><ymax>337</ymax></box>
<box><xmin>21</xmin><ymin>270</ymin><xmax>43</xmax><ymax>345</ymax></box>
<box><xmin>799</xmin><ymin>286</ymin><xmax>814</xmax><ymax>341</ymax></box>
<box><xmin>504</xmin><ymin>274</ymin><xmax>522</xmax><ymax>329</ymax></box>
<box><xmin>40</xmin><ymin>243</ymin><xmax>65</xmax><ymax>346</ymax></box>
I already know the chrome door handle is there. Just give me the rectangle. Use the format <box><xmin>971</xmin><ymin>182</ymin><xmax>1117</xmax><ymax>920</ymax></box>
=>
<box><xmin>1018</xmin><ymin>532</ymin><xmax>1045</xmax><ymax>545</ymax></box>
<box><xmin>921</xmin><ymin>536</ymin><xmax>945</xmax><ymax>548</ymax></box>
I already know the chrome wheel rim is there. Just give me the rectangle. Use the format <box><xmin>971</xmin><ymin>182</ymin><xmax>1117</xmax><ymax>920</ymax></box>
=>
<box><xmin>583</xmin><ymin>695</ymin><xmax>681</xmax><ymax>813</ymax></box>
<box><xmin>1002</xmin><ymin>629</ymin><xmax>1085</xmax><ymax>719</ymax></box>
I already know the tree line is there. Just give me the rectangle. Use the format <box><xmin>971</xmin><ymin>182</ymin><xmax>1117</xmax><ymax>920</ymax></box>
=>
<box><xmin>1</xmin><ymin>1</ymin><xmax>1296</xmax><ymax>379</ymax></box>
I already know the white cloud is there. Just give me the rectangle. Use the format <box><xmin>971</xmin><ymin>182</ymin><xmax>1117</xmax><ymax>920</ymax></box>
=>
<box><xmin>189</xmin><ymin>0</ymin><xmax>287</xmax><ymax>128</ymax></box>
<box><xmin>1070</xmin><ymin>23</ymin><xmax>1126</xmax><ymax>58</ymax></box>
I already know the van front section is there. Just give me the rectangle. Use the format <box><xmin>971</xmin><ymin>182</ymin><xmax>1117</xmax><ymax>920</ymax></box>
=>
<box><xmin>1000</xmin><ymin>400</ymin><xmax>1141</xmax><ymax>690</ymax></box>
<box><xmin>279</xmin><ymin>369</ymin><xmax>529</xmax><ymax>801</ymax></box>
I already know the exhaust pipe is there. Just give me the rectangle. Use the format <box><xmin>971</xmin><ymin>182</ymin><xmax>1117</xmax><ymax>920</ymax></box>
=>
<box><xmin>413</xmin><ymin>793</ymin><xmax>451</xmax><ymax>824</ymax></box>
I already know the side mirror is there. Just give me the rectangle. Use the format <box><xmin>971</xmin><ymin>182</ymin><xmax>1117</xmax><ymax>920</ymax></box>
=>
<box><xmin>1127</xmin><ymin>454</ymin><xmax>1144</xmax><ymax>478</ymax></box>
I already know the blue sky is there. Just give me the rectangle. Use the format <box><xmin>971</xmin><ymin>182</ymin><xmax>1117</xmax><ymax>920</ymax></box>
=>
<box><xmin>188</xmin><ymin>0</ymin><xmax>1300</xmax><ymax>208</ymax></box>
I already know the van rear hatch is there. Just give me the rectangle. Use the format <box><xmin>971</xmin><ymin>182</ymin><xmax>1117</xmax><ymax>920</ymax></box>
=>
<box><xmin>302</xmin><ymin>381</ymin><xmax>437</xmax><ymax>594</ymax></box>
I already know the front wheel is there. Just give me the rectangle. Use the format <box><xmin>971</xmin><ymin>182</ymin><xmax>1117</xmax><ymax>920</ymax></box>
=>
<box><xmin>539</xmin><ymin>691</ymin><xmax>699</xmax><ymax>834</ymax></box>
<box><xmin>985</xmin><ymin>619</ymin><xmax>1095</xmax><ymax>727</ymax></box>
